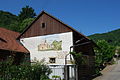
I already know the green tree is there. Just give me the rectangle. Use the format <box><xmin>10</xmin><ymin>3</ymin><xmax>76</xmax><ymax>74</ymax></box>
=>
<box><xmin>89</xmin><ymin>28</ymin><xmax>120</xmax><ymax>46</ymax></box>
<box><xmin>70</xmin><ymin>52</ymin><xmax>84</xmax><ymax>65</ymax></box>
<box><xmin>95</xmin><ymin>40</ymin><xmax>115</xmax><ymax>70</ymax></box>
<box><xmin>0</xmin><ymin>10</ymin><xmax>18</xmax><ymax>30</ymax></box>
<box><xmin>94</xmin><ymin>40</ymin><xmax>115</xmax><ymax>74</ymax></box>
<box><xmin>116</xmin><ymin>46</ymin><xmax>120</xmax><ymax>55</ymax></box>
<box><xmin>97</xmin><ymin>40</ymin><xmax>115</xmax><ymax>62</ymax></box>
<box><xmin>9</xmin><ymin>21</ymin><xmax>19</xmax><ymax>32</ymax></box>
<box><xmin>0</xmin><ymin>56</ymin><xmax>52</xmax><ymax>80</ymax></box>
<box><xmin>18</xmin><ymin>5</ymin><xmax>36</xmax><ymax>22</ymax></box>
<box><xmin>18</xmin><ymin>18</ymin><xmax>35</xmax><ymax>32</ymax></box>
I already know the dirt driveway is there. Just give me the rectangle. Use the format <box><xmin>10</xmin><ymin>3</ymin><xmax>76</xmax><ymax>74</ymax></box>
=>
<box><xmin>93</xmin><ymin>60</ymin><xmax>120</xmax><ymax>80</ymax></box>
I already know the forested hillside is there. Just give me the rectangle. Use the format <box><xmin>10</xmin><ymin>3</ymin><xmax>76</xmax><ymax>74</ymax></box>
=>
<box><xmin>88</xmin><ymin>29</ymin><xmax>120</xmax><ymax>46</ymax></box>
<box><xmin>0</xmin><ymin>6</ymin><xmax>36</xmax><ymax>32</ymax></box>
<box><xmin>0</xmin><ymin>10</ymin><xmax>18</xmax><ymax>30</ymax></box>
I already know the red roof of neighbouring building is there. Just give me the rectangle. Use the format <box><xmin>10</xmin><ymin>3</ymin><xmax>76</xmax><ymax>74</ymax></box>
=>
<box><xmin>0</xmin><ymin>27</ymin><xmax>29</xmax><ymax>53</ymax></box>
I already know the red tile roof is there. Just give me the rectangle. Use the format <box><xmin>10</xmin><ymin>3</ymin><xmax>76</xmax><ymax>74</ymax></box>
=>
<box><xmin>0</xmin><ymin>27</ymin><xmax>29</xmax><ymax>53</ymax></box>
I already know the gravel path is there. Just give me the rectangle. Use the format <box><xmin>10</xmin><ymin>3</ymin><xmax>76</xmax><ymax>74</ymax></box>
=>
<box><xmin>93</xmin><ymin>60</ymin><xmax>120</xmax><ymax>80</ymax></box>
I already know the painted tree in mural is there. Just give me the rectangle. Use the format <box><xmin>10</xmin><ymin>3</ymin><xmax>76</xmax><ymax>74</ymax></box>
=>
<box><xmin>52</xmin><ymin>40</ymin><xmax>62</xmax><ymax>50</ymax></box>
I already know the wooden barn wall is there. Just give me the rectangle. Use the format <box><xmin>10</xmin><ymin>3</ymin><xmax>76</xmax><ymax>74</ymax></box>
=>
<box><xmin>73</xmin><ymin>32</ymin><xmax>94</xmax><ymax>55</ymax></box>
<box><xmin>21</xmin><ymin>14</ymin><xmax>72</xmax><ymax>38</ymax></box>
<box><xmin>73</xmin><ymin>32</ymin><xmax>95</xmax><ymax>79</ymax></box>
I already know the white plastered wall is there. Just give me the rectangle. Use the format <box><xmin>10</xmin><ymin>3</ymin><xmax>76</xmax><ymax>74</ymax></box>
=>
<box><xmin>20</xmin><ymin>32</ymin><xmax>73</xmax><ymax>65</ymax></box>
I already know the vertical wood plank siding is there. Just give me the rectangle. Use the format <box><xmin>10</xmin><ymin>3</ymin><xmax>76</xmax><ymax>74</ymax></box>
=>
<box><xmin>21</xmin><ymin>14</ymin><xmax>72</xmax><ymax>38</ymax></box>
<box><xmin>73</xmin><ymin>32</ymin><xmax>95</xmax><ymax>80</ymax></box>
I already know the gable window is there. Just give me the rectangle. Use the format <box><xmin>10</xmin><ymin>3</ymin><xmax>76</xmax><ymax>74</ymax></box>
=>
<box><xmin>41</xmin><ymin>23</ymin><xmax>46</xmax><ymax>29</ymax></box>
<box><xmin>49</xmin><ymin>58</ymin><xmax>56</xmax><ymax>63</ymax></box>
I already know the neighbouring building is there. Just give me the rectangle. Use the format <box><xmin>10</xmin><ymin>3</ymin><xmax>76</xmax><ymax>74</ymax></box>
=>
<box><xmin>17</xmin><ymin>11</ymin><xmax>96</xmax><ymax>80</ymax></box>
<box><xmin>0</xmin><ymin>27</ymin><xmax>29</xmax><ymax>65</ymax></box>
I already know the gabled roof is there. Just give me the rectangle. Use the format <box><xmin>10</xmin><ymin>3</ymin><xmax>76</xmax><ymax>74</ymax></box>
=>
<box><xmin>0</xmin><ymin>27</ymin><xmax>29</xmax><ymax>53</ymax></box>
<box><xmin>17</xmin><ymin>11</ymin><xmax>90</xmax><ymax>40</ymax></box>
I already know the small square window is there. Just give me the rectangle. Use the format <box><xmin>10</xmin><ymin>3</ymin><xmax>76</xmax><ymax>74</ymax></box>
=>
<box><xmin>49</xmin><ymin>58</ymin><xmax>56</xmax><ymax>63</ymax></box>
<box><xmin>41</xmin><ymin>23</ymin><xmax>46</xmax><ymax>28</ymax></box>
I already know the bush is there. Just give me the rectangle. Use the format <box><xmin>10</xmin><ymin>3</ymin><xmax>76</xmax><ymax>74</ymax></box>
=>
<box><xmin>0</xmin><ymin>58</ymin><xmax>52</xmax><ymax>80</ymax></box>
<box><xmin>94</xmin><ymin>40</ymin><xmax>115</xmax><ymax>75</ymax></box>
<box><xmin>70</xmin><ymin>52</ymin><xmax>85</xmax><ymax>65</ymax></box>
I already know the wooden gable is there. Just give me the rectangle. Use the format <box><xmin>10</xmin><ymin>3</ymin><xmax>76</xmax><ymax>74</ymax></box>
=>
<box><xmin>19</xmin><ymin>11</ymin><xmax>72</xmax><ymax>38</ymax></box>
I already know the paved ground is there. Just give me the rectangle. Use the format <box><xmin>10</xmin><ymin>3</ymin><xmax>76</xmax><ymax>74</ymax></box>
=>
<box><xmin>93</xmin><ymin>60</ymin><xmax>120</xmax><ymax>80</ymax></box>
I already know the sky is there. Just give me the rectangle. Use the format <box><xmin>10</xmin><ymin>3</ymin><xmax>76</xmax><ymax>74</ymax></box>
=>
<box><xmin>0</xmin><ymin>0</ymin><xmax>120</xmax><ymax>36</ymax></box>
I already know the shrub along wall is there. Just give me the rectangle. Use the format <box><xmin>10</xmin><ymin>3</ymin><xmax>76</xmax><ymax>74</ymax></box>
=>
<box><xmin>0</xmin><ymin>58</ymin><xmax>52</xmax><ymax>80</ymax></box>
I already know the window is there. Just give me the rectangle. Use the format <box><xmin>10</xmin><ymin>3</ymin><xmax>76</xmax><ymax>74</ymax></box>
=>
<box><xmin>49</xmin><ymin>58</ymin><xmax>56</xmax><ymax>63</ymax></box>
<box><xmin>41</xmin><ymin>23</ymin><xmax>46</xmax><ymax>28</ymax></box>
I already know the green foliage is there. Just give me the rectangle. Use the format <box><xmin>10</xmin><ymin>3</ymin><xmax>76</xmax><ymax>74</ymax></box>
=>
<box><xmin>9</xmin><ymin>22</ymin><xmax>19</xmax><ymax>32</ymax></box>
<box><xmin>0</xmin><ymin>10</ymin><xmax>18</xmax><ymax>30</ymax></box>
<box><xmin>89</xmin><ymin>28</ymin><xmax>120</xmax><ymax>46</ymax></box>
<box><xmin>96</xmin><ymin>40</ymin><xmax>115</xmax><ymax>63</ymax></box>
<box><xmin>94</xmin><ymin>40</ymin><xmax>115</xmax><ymax>74</ymax></box>
<box><xmin>18</xmin><ymin>5</ymin><xmax>36</xmax><ymax>22</ymax></box>
<box><xmin>70</xmin><ymin>52</ymin><xmax>84</xmax><ymax>65</ymax></box>
<box><xmin>0</xmin><ymin>57</ymin><xmax>52</xmax><ymax>80</ymax></box>
<box><xmin>18</xmin><ymin>18</ymin><xmax>35</xmax><ymax>32</ymax></box>
<box><xmin>0</xmin><ymin>6</ymin><xmax>36</xmax><ymax>33</ymax></box>
<box><xmin>52</xmin><ymin>75</ymin><xmax>61</xmax><ymax>78</ymax></box>
<box><xmin>116</xmin><ymin>46</ymin><xmax>120</xmax><ymax>55</ymax></box>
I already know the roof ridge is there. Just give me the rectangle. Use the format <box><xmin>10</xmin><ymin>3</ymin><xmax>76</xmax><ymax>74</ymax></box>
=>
<box><xmin>17</xmin><ymin>11</ymin><xmax>90</xmax><ymax>40</ymax></box>
<box><xmin>42</xmin><ymin>11</ymin><xmax>90</xmax><ymax>40</ymax></box>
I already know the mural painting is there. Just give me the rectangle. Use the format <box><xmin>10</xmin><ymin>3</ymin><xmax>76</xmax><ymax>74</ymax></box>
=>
<box><xmin>38</xmin><ymin>40</ymin><xmax>62</xmax><ymax>51</ymax></box>
<box><xmin>20</xmin><ymin>32</ymin><xmax>73</xmax><ymax>64</ymax></box>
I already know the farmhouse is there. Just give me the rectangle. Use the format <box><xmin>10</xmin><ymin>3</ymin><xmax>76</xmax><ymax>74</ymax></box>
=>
<box><xmin>0</xmin><ymin>27</ymin><xmax>29</xmax><ymax>65</ymax></box>
<box><xmin>16</xmin><ymin>11</ymin><xmax>96</xmax><ymax>80</ymax></box>
<box><xmin>0</xmin><ymin>11</ymin><xmax>96</xmax><ymax>79</ymax></box>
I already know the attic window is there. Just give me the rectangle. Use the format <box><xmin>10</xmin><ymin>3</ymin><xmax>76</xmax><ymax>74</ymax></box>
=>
<box><xmin>41</xmin><ymin>23</ymin><xmax>46</xmax><ymax>28</ymax></box>
<box><xmin>49</xmin><ymin>58</ymin><xmax>56</xmax><ymax>63</ymax></box>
